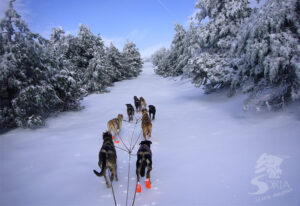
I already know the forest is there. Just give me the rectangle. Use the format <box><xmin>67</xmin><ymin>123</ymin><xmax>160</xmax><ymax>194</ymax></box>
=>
<box><xmin>152</xmin><ymin>0</ymin><xmax>300</xmax><ymax>111</ymax></box>
<box><xmin>0</xmin><ymin>1</ymin><xmax>143</xmax><ymax>129</ymax></box>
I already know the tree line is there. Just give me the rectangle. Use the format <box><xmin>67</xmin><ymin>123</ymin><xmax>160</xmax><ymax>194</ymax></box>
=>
<box><xmin>0</xmin><ymin>0</ymin><xmax>143</xmax><ymax>129</ymax></box>
<box><xmin>152</xmin><ymin>0</ymin><xmax>300</xmax><ymax>111</ymax></box>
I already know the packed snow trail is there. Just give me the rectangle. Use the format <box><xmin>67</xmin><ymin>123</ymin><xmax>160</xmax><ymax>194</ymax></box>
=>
<box><xmin>1</xmin><ymin>62</ymin><xmax>300</xmax><ymax>206</ymax></box>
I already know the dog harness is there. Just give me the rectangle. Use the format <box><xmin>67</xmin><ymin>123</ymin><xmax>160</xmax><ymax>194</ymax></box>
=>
<box><xmin>137</xmin><ymin>144</ymin><xmax>152</xmax><ymax>155</ymax></box>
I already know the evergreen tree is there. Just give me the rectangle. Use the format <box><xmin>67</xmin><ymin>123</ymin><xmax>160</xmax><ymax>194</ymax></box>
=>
<box><xmin>106</xmin><ymin>43</ymin><xmax>126</xmax><ymax>81</ymax></box>
<box><xmin>84</xmin><ymin>50</ymin><xmax>113</xmax><ymax>93</ymax></box>
<box><xmin>65</xmin><ymin>24</ymin><xmax>104</xmax><ymax>85</ymax></box>
<box><xmin>183</xmin><ymin>0</ymin><xmax>252</xmax><ymax>92</ymax></box>
<box><xmin>49</xmin><ymin>27</ymin><xmax>85</xmax><ymax>110</ymax></box>
<box><xmin>122</xmin><ymin>40</ymin><xmax>143</xmax><ymax>78</ymax></box>
<box><xmin>152</xmin><ymin>23</ymin><xmax>186</xmax><ymax>77</ymax></box>
<box><xmin>183</xmin><ymin>19</ymin><xmax>201</xmax><ymax>61</ymax></box>
<box><xmin>152</xmin><ymin>47</ymin><xmax>168</xmax><ymax>67</ymax></box>
<box><xmin>195</xmin><ymin>0</ymin><xmax>252</xmax><ymax>52</ymax></box>
<box><xmin>184</xmin><ymin>52</ymin><xmax>233</xmax><ymax>92</ymax></box>
<box><xmin>230</xmin><ymin>0</ymin><xmax>300</xmax><ymax>110</ymax></box>
<box><xmin>152</xmin><ymin>0</ymin><xmax>299</xmax><ymax>110</ymax></box>
<box><xmin>167</xmin><ymin>23</ymin><xmax>187</xmax><ymax>76</ymax></box>
<box><xmin>152</xmin><ymin>49</ymin><xmax>170</xmax><ymax>77</ymax></box>
<box><xmin>0</xmin><ymin>0</ymin><xmax>61</xmax><ymax>128</ymax></box>
<box><xmin>0</xmin><ymin>0</ymin><xmax>144</xmax><ymax>129</ymax></box>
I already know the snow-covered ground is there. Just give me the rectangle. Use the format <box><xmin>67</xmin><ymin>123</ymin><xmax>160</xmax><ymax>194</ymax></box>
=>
<box><xmin>1</xmin><ymin>62</ymin><xmax>299</xmax><ymax>206</ymax></box>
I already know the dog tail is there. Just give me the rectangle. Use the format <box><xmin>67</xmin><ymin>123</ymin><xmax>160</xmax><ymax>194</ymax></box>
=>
<box><xmin>93</xmin><ymin>169</ymin><xmax>102</xmax><ymax>176</ymax></box>
<box><xmin>94</xmin><ymin>151</ymin><xmax>108</xmax><ymax>177</ymax></box>
<box><xmin>140</xmin><ymin>161</ymin><xmax>146</xmax><ymax>177</ymax></box>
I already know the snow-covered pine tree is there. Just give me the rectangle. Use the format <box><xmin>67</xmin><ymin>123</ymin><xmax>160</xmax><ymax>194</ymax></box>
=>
<box><xmin>195</xmin><ymin>0</ymin><xmax>252</xmax><ymax>52</ymax></box>
<box><xmin>84</xmin><ymin>47</ymin><xmax>113</xmax><ymax>93</ymax></box>
<box><xmin>0</xmin><ymin>0</ymin><xmax>62</xmax><ymax>128</ymax></box>
<box><xmin>181</xmin><ymin>19</ymin><xmax>201</xmax><ymax>78</ymax></box>
<box><xmin>165</xmin><ymin>23</ymin><xmax>187</xmax><ymax>77</ymax></box>
<box><xmin>151</xmin><ymin>47</ymin><xmax>170</xmax><ymax>76</ymax></box>
<box><xmin>79</xmin><ymin>31</ymin><xmax>114</xmax><ymax>93</ymax></box>
<box><xmin>65</xmin><ymin>24</ymin><xmax>102</xmax><ymax>85</ymax></box>
<box><xmin>12</xmin><ymin>85</ymin><xmax>62</xmax><ymax>128</ymax></box>
<box><xmin>152</xmin><ymin>23</ymin><xmax>186</xmax><ymax>77</ymax></box>
<box><xmin>106</xmin><ymin>43</ymin><xmax>126</xmax><ymax>81</ymax></box>
<box><xmin>183</xmin><ymin>19</ymin><xmax>201</xmax><ymax>62</ymax></box>
<box><xmin>184</xmin><ymin>52</ymin><xmax>233</xmax><ymax>93</ymax></box>
<box><xmin>183</xmin><ymin>0</ymin><xmax>252</xmax><ymax>92</ymax></box>
<box><xmin>49</xmin><ymin>27</ymin><xmax>85</xmax><ymax>110</ymax></box>
<box><xmin>122</xmin><ymin>40</ymin><xmax>143</xmax><ymax>78</ymax></box>
<box><xmin>230</xmin><ymin>0</ymin><xmax>300</xmax><ymax>110</ymax></box>
<box><xmin>152</xmin><ymin>47</ymin><xmax>167</xmax><ymax>67</ymax></box>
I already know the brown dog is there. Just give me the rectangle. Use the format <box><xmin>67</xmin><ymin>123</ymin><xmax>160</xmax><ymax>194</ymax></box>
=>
<box><xmin>107</xmin><ymin>114</ymin><xmax>123</xmax><ymax>138</ymax></box>
<box><xmin>140</xmin><ymin>97</ymin><xmax>147</xmax><ymax>110</ymax></box>
<box><xmin>93</xmin><ymin>131</ymin><xmax>118</xmax><ymax>188</ymax></box>
<box><xmin>141</xmin><ymin>109</ymin><xmax>152</xmax><ymax>140</ymax></box>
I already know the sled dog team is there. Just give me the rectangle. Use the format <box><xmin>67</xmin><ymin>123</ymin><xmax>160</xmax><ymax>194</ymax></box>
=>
<box><xmin>93</xmin><ymin>96</ymin><xmax>156</xmax><ymax>193</ymax></box>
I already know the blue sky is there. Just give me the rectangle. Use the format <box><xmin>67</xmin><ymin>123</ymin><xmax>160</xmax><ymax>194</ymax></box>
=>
<box><xmin>0</xmin><ymin>0</ymin><xmax>266</xmax><ymax>57</ymax></box>
<box><xmin>0</xmin><ymin>0</ymin><xmax>198</xmax><ymax>57</ymax></box>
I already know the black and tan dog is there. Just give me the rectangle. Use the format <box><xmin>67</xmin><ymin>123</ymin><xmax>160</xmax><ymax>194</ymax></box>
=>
<box><xmin>107</xmin><ymin>114</ymin><xmax>123</xmax><ymax>138</ymax></box>
<box><xmin>136</xmin><ymin>140</ymin><xmax>152</xmax><ymax>191</ymax></box>
<box><xmin>93</xmin><ymin>131</ymin><xmax>118</xmax><ymax>188</ymax></box>
<box><xmin>134</xmin><ymin>96</ymin><xmax>140</xmax><ymax>112</ymax></box>
<box><xmin>141</xmin><ymin>109</ymin><xmax>152</xmax><ymax>140</ymax></box>
<box><xmin>140</xmin><ymin>97</ymin><xmax>147</xmax><ymax>110</ymax></box>
<box><xmin>126</xmin><ymin>104</ymin><xmax>135</xmax><ymax>122</ymax></box>
<box><xmin>148</xmin><ymin>105</ymin><xmax>156</xmax><ymax>120</ymax></box>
